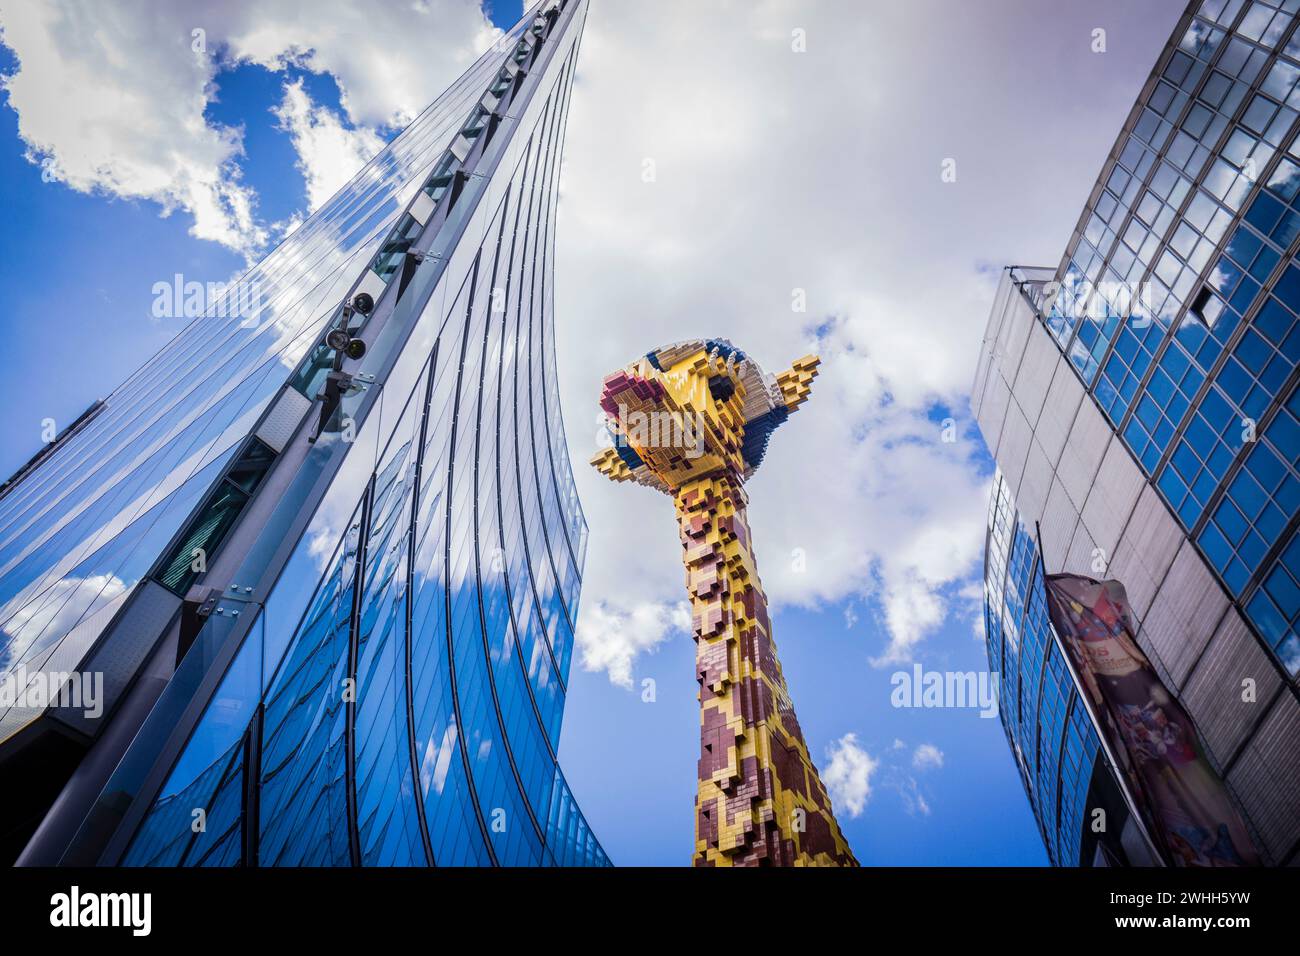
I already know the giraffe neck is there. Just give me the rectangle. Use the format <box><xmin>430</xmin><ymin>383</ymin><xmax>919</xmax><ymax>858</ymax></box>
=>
<box><xmin>674</xmin><ymin>473</ymin><xmax>856</xmax><ymax>867</ymax></box>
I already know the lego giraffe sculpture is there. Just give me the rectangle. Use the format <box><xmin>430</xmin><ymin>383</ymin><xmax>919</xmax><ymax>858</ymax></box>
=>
<box><xmin>591</xmin><ymin>340</ymin><xmax>856</xmax><ymax>867</ymax></box>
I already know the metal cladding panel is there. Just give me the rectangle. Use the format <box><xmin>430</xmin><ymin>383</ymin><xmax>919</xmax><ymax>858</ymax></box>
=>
<box><xmin>1183</xmin><ymin>608</ymin><xmax>1283</xmax><ymax>766</ymax></box>
<box><xmin>1142</xmin><ymin>540</ymin><xmax>1230</xmax><ymax>689</ymax></box>
<box><xmin>254</xmin><ymin>388</ymin><xmax>312</xmax><ymax>454</ymax></box>
<box><xmin>1056</xmin><ymin>397</ymin><xmax>1110</xmax><ymax>515</ymax></box>
<box><xmin>1228</xmin><ymin>693</ymin><xmax>1300</xmax><ymax>861</ymax></box>
<box><xmin>1035</xmin><ymin>358</ymin><xmax>1084</xmax><ymax>468</ymax></box>
<box><xmin>1010</xmin><ymin>325</ymin><xmax>1059</xmax><ymax>427</ymax></box>
<box><xmin>53</xmin><ymin>579</ymin><xmax>180</xmax><ymax>738</ymax></box>
<box><xmin>1080</xmin><ymin>437</ymin><xmax>1145</xmax><ymax>558</ymax></box>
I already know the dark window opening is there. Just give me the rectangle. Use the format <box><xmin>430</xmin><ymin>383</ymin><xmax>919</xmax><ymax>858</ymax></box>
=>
<box><xmin>156</xmin><ymin>438</ymin><xmax>277</xmax><ymax>595</ymax></box>
<box><xmin>1189</xmin><ymin>285</ymin><xmax>1224</xmax><ymax>328</ymax></box>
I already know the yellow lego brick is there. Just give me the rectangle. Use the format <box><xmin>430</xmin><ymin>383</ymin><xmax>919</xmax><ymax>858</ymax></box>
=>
<box><xmin>589</xmin><ymin>446</ymin><xmax>634</xmax><ymax>483</ymax></box>
<box><xmin>596</xmin><ymin>343</ymin><xmax>853</xmax><ymax>867</ymax></box>
<box><xmin>776</xmin><ymin>354</ymin><xmax>821</xmax><ymax>413</ymax></box>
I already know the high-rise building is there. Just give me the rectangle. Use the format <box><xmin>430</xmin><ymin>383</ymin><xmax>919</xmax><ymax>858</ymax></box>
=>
<box><xmin>975</xmin><ymin>0</ymin><xmax>1300</xmax><ymax>866</ymax></box>
<box><xmin>0</xmin><ymin>0</ymin><xmax>607</xmax><ymax>866</ymax></box>
<box><xmin>591</xmin><ymin>341</ymin><xmax>856</xmax><ymax>866</ymax></box>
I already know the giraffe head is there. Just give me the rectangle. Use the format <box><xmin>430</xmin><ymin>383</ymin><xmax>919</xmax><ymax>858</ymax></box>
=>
<box><xmin>590</xmin><ymin>339</ymin><xmax>819</xmax><ymax>494</ymax></box>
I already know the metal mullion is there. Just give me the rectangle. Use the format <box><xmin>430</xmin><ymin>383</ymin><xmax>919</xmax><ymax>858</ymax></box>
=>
<box><xmin>343</xmin><ymin>477</ymin><xmax>375</xmax><ymax>867</ymax></box>
<box><xmin>510</xmin><ymin>104</ymin><xmax>569</xmax><ymax>693</ymax></box>
<box><xmin>468</xmin><ymin>187</ymin><xmax>546</xmax><ymax>845</ymax></box>
<box><xmin>403</xmin><ymin>345</ymin><xmax>440</xmax><ymax>866</ymax></box>
<box><xmin>522</xmin><ymin>65</ymin><xmax>583</xmax><ymax>661</ymax></box>
<box><xmin>240</xmin><ymin>703</ymin><xmax>264</xmax><ymax>867</ymax></box>
<box><xmin>492</xmin><ymin>135</ymin><xmax>563</xmax><ymax>770</ymax></box>
<box><xmin>535</xmin><ymin>56</ymin><xmax>586</xmax><ymax>588</ymax></box>
<box><xmin>440</xmin><ymin>252</ymin><xmax>498</xmax><ymax>864</ymax></box>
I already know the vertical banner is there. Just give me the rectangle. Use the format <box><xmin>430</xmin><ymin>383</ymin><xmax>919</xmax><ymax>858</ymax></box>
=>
<box><xmin>1042</xmin><ymin>573</ymin><xmax>1259</xmax><ymax>867</ymax></box>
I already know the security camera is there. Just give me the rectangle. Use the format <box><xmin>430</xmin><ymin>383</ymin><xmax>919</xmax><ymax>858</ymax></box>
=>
<box><xmin>325</xmin><ymin>327</ymin><xmax>367</xmax><ymax>361</ymax></box>
<box><xmin>352</xmin><ymin>291</ymin><xmax>375</xmax><ymax>315</ymax></box>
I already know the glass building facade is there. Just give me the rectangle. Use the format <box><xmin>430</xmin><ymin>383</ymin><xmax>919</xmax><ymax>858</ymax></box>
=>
<box><xmin>0</xmin><ymin>0</ymin><xmax>607</xmax><ymax>866</ymax></box>
<box><xmin>974</xmin><ymin>0</ymin><xmax>1300</xmax><ymax>866</ymax></box>
<box><xmin>983</xmin><ymin>469</ymin><xmax>1147</xmax><ymax>866</ymax></box>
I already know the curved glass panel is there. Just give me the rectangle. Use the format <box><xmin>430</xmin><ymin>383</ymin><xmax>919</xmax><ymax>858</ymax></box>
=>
<box><xmin>115</xmin><ymin>0</ymin><xmax>607</xmax><ymax>867</ymax></box>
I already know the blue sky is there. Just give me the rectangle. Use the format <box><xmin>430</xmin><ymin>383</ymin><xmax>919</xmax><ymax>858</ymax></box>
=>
<box><xmin>0</xmin><ymin>0</ymin><xmax>1188</xmax><ymax>865</ymax></box>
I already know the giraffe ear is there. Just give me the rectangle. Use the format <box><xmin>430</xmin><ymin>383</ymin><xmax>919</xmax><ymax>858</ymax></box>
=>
<box><xmin>775</xmin><ymin>354</ymin><xmax>821</xmax><ymax>412</ymax></box>
<box><xmin>590</xmin><ymin>446</ymin><xmax>635</xmax><ymax>482</ymax></box>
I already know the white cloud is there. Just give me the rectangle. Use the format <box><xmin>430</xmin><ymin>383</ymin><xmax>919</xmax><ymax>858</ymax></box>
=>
<box><xmin>822</xmin><ymin>732</ymin><xmax>878</xmax><ymax>819</ymax></box>
<box><xmin>912</xmin><ymin>743</ymin><xmax>945</xmax><ymax>771</ymax></box>
<box><xmin>0</xmin><ymin>0</ymin><xmax>498</xmax><ymax>256</ymax></box>
<box><xmin>900</xmin><ymin>777</ymin><xmax>932</xmax><ymax>817</ymax></box>
<box><xmin>273</xmin><ymin>78</ymin><xmax>385</xmax><ymax>213</ymax></box>
<box><xmin>556</xmin><ymin>3</ymin><xmax>999</xmax><ymax>681</ymax></box>
<box><xmin>557</xmin><ymin>0</ymin><xmax>1174</xmax><ymax>682</ymax></box>
<box><xmin>221</xmin><ymin>0</ymin><xmax>501</xmax><ymax>130</ymax></box>
<box><xmin>0</xmin><ymin>2</ymin><xmax>266</xmax><ymax>255</ymax></box>
<box><xmin>843</xmin><ymin>603</ymin><xmax>858</xmax><ymax>629</ymax></box>
<box><xmin>574</xmin><ymin>599</ymin><xmax>690</xmax><ymax>690</ymax></box>
<box><xmin>828</xmin><ymin>735</ymin><xmax>941</xmax><ymax>818</ymax></box>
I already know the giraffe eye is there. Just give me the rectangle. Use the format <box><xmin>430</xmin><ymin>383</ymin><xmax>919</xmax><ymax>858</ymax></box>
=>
<box><xmin>707</xmin><ymin>375</ymin><xmax>735</xmax><ymax>402</ymax></box>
